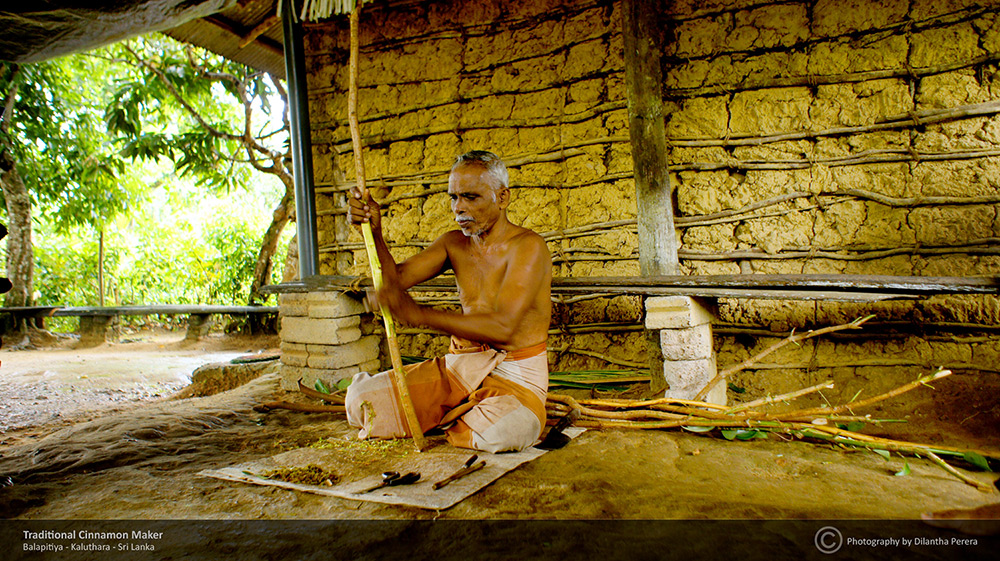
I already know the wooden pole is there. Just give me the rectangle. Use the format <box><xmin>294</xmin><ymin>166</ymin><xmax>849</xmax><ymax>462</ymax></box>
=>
<box><xmin>347</xmin><ymin>4</ymin><xmax>426</xmax><ymax>451</ymax></box>
<box><xmin>623</xmin><ymin>0</ymin><xmax>679</xmax><ymax>389</ymax></box>
<box><xmin>623</xmin><ymin>0</ymin><xmax>678</xmax><ymax>277</ymax></box>
<box><xmin>97</xmin><ymin>228</ymin><xmax>105</xmax><ymax>307</ymax></box>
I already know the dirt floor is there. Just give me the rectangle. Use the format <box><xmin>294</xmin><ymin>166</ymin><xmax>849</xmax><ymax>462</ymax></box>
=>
<box><xmin>1</xmin><ymin>330</ymin><xmax>998</xmax><ymax>560</ymax></box>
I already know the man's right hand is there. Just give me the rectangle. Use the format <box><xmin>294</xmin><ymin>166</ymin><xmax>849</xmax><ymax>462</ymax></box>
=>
<box><xmin>348</xmin><ymin>187</ymin><xmax>381</xmax><ymax>231</ymax></box>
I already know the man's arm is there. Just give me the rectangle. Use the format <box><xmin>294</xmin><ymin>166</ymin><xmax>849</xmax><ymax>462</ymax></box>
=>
<box><xmin>381</xmin><ymin>233</ymin><xmax>551</xmax><ymax>347</ymax></box>
<box><xmin>349</xmin><ymin>188</ymin><xmax>450</xmax><ymax>289</ymax></box>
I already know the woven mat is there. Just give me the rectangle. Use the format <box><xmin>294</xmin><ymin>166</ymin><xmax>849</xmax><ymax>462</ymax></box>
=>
<box><xmin>199</xmin><ymin>427</ymin><xmax>584</xmax><ymax>510</ymax></box>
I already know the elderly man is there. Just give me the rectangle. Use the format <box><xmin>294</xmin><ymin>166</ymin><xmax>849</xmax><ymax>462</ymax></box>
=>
<box><xmin>344</xmin><ymin>150</ymin><xmax>552</xmax><ymax>452</ymax></box>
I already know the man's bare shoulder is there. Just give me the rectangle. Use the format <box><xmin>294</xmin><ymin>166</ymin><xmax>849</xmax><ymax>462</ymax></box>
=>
<box><xmin>508</xmin><ymin>226</ymin><xmax>551</xmax><ymax>259</ymax></box>
<box><xmin>434</xmin><ymin>229</ymin><xmax>470</xmax><ymax>249</ymax></box>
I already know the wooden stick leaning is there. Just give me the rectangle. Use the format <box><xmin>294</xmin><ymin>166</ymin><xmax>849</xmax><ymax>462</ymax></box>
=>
<box><xmin>693</xmin><ymin>315</ymin><xmax>873</xmax><ymax>402</ymax></box>
<box><xmin>348</xmin><ymin>5</ymin><xmax>426</xmax><ymax>451</ymax></box>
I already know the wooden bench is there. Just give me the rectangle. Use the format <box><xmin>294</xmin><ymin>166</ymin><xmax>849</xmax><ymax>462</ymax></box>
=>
<box><xmin>0</xmin><ymin>305</ymin><xmax>279</xmax><ymax>346</ymax></box>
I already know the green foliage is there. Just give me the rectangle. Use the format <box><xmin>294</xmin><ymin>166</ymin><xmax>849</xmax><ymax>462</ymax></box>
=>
<box><xmin>33</xmin><ymin>233</ymin><xmax>109</xmax><ymax>306</ymax></box>
<box><xmin>103</xmin><ymin>36</ymin><xmax>284</xmax><ymax>195</ymax></box>
<box><xmin>720</xmin><ymin>429</ymin><xmax>768</xmax><ymax>441</ymax></box>
<box><xmin>963</xmin><ymin>452</ymin><xmax>992</xmax><ymax>472</ymax></box>
<box><xmin>2</xmin><ymin>32</ymin><xmax>291</xmax><ymax>317</ymax></box>
<box><xmin>28</xmin><ymin>178</ymin><xmax>288</xmax><ymax>326</ymax></box>
<box><xmin>1</xmin><ymin>57</ymin><xmax>143</xmax><ymax>231</ymax></box>
<box><xmin>314</xmin><ymin>379</ymin><xmax>331</xmax><ymax>394</ymax></box>
<box><xmin>205</xmin><ymin>219</ymin><xmax>259</xmax><ymax>303</ymax></box>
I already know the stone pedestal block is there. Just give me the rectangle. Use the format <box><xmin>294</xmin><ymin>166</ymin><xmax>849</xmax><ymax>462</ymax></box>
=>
<box><xmin>306</xmin><ymin>336</ymin><xmax>380</xmax><ymax>370</ymax></box>
<box><xmin>662</xmin><ymin>357</ymin><xmax>726</xmax><ymax>405</ymax></box>
<box><xmin>76</xmin><ymin>315</ymin><xmax>114</xmax><ymax>348</ymax></box>
<box><xmin>659</xmin><ymin>323</ymin><xmax>713</xmax><ymax>361</ymax></box>
<box><xmin>280</xmin><ymin>358</ymin><xmax>381</xmax><ymax>391</ymax></box>
<box><xmin>280</xmin><ymin>292</ymin><xmax>366</xmax><ymax>319</ymax></box>
<box><xmin>646</xmin><ymin>295</ymin><xmax>725</xmax><ymax>406</ymax></box>
<box><xmin>278</xmin><ymin>292</ymin><xmax>379</xmax><ymax>391</ymax></box>
<box><xmin>184</xmin><ymin>313</ymin><xmax>214</xmax><ymax>342</ymax></box>
<box><xmin>280</xmin><ymin>342</ymin><xmax>308</xmax><ymax>367</ymax></box>
<box><xmin>645</xmin><ymin>296</ymin><xmax>713</xmax><ymax>329</ymax></box>
<box><xmin>280</xmin><ymin>315</ymin><xmax>361</xmax><ymax>345</ymax></box>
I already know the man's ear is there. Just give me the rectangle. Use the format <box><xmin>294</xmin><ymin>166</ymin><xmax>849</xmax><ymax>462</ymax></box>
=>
<box><xmin>497</xmin><ymin>187</ymin><xmax>511</xmax><ymax>210</ymax></box>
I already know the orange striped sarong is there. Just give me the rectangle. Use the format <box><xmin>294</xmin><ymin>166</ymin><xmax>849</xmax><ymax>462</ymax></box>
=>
<box><xmin>345</xmin><ymin>338</ymin><xmax>548</xmax><ymax>453</ymax></box>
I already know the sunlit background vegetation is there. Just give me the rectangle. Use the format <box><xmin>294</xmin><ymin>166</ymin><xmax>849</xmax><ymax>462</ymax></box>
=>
<box><xmin>1</xmin><ymin>34</ymin><xmax>294</xmax><ymax>332</ymax></box>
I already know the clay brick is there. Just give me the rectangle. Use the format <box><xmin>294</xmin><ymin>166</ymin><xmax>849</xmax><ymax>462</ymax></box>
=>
<box><xmin>281</xmin><ymin>342</ymin><xmax>307</xmax><ymax>353</ymax></box>
<box><xmin>358</xmin><ymin>358</ymin><xmax>382</xmax><ymax>374</ymax></box>
<box><xmin>281</xmin><ymin>354</ymin><xmax>307</xmax><ymax>368</ymax></box>
<box><xmin>659</xmin><ymin>323</ymin><xmax>714</xmax><ymax>361</ymax></box>
<box><xmin>307</xmin><ymin>336</ymin><xmax>380</xmax><ymax>370</ymax></box>
<box><xmin>279</xmin><ymin>293</ymin><xmax>309</xmax><ymax>317</ymax></box>
<box><xmin>645</xmin><ymin>296</ymin><xmax>714</xmax><ymax>329</ymax></box>
<box><xmin>281</xmin><ymin>316</ymin><xmax>361</xmax><ymax>345</ymax></box>
<box><xmin>307</xmin><ymin>292</ymin><xmax>366</xmax><ymax>319</ymax></box>
<box><xmin>280</xmin><ymin>342</ymin><xmax>307</xmax><ymax>366</ymax></box>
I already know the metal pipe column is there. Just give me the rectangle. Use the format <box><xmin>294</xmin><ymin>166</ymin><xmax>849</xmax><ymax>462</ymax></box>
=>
<box><xmin>282</xmin><ymin>0</ymin><xmax>319</xmax><ymax>277</ymax></box>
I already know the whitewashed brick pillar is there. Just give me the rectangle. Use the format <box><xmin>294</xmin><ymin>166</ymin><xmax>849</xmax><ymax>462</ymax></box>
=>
<box><xmin>644</xmin><ymin>296</ymin><xmax>726</xmax><ymax>405</ymax></box>
<box><xmin>278</xmin><ymin>292</ymin><xmax>381</xmax><ymax>391</ymax></box>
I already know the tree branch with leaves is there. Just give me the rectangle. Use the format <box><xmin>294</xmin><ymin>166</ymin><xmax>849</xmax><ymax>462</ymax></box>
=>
<box><xmin>108</xmin><ymin>37</ymin><xmax>295</xmax><ymax>304</ymax></box>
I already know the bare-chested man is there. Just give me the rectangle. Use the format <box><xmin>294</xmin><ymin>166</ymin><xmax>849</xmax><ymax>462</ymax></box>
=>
<box><xmin>344</xmin><ymin>150</ymin><xmax>552</xmax><ymax>453</ymax></box>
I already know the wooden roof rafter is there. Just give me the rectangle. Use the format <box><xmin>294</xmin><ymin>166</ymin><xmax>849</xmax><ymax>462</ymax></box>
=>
<box><xmin>164</xmin><ymin>0</ymin><xmax>287</xmax><ymax>77</ymax></box>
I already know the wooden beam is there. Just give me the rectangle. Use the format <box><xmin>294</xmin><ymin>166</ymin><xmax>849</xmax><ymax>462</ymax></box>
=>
<box><xmin>622</xmin><ymin>0</ymin><xmax>678</xmax><ymax>391</ymax></box>
<box><xmin>260</xmin><ymin>274</ymin><xmax>1000</xmax><ymax>301</ymax></box>
<box><xmin>52</xmin><ymin>305</ymin><xmax>278</xmax><ymax>317</ymax></box>
<box><xmin>239</xmin><ymin>15</ymin><xmax>281</xmax><ymax>49</ymax></box>
<box><xmin>622</xmin><ymin>0</ymin><xmax>678</xmax><ymax>277</ymax></box>
<box><xmin>202</xmin><ymin>15</ymin><xmax>284</xmax><ymax>56</ymax></box>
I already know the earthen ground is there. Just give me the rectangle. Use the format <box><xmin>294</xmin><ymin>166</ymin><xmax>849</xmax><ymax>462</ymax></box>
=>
<box><xmin>1</xmin><ymin>331</ymin><xmax>998</xmax><ymax>556</ymax></box>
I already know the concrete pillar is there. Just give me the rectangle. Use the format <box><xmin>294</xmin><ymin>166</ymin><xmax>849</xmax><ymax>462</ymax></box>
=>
<box><xmin>644</xmin><ymin>296</ymin><xmax>726</xmax><ymax>405</ymax></box>
<box><xmin>77</xmin><ymin>315</ymin><xmax>113</xmax><ymax>348</ymax></box>
<box><xmin>278</xmin><ymin>292</ymin><xmax>380</xmax><ymax>391</ymax></box>
<box><xmin>185</xmin><ymin>313</ymin><xmax>214</xmax><ymax>342</ymax></box>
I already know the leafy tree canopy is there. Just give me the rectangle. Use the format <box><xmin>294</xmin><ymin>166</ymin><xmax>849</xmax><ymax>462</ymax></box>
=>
<box><xmin>1</xmin><ymin>55</ymin><xmax>142</xmax><ymax>231</ymax></box>
<box><xmin>104</xmin><ymin>36</ymin><xmax>287</xmax><ymax>194</ymax></box>
<box><xmin>1</xmin><ymin>33</ymin><xmax>293</xmax><ymax>312</ymax></box>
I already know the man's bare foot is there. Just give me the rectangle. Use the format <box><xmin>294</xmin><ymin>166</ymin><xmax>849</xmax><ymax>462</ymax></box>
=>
<box><xmin>922</xmin><ymin>503</ymin><xmax>1000</xmax><ymax>536</ymax></box>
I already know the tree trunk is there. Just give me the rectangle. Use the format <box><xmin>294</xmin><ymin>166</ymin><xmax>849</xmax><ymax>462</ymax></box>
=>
<box><xmin>248</xmin><ymin>182</ymin><xmax>294</xmax><ymax>305</ymax></box>
<box><xmin>0</xmin><ymin>147</ymin><xmax>34</xmax><ymax>311</ymax></box>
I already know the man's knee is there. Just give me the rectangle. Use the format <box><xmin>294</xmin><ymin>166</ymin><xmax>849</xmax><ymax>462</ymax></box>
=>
<box><xmin>452</xmin><ymin>394</ymin><xmax>542</xmax><ymax>453</ymax></box>
<box><xmin>345</xmin><ymin>370</ymin><xmax>408</xmax><ymax>439</ymax></box>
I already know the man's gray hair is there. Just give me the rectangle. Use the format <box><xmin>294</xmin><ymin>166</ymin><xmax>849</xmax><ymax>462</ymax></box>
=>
<box><xmin>452</xmin><ymin>150</ymin><xmax>509</xmax><ymax>190</ymax></box>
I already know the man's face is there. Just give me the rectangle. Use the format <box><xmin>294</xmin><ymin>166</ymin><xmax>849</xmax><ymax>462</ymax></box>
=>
<box><xmin>448</xmin><ymin>164</ymin><xmax>507</xmax><ymax>237</ymax></box>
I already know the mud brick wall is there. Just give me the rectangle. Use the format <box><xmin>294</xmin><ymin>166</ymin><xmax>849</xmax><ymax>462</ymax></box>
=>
<box><xmin>300</xmin><ymin>0</ymin><xmax>1000</xmax><ymax>423</ymax></box>
<box><xmin>303</xmin><ymin>0</ymin><xmax>647</xmax><ymax>372</ymax></box>
<box><xmin>664</xmin><ymin>0</ymin><xmax>1000</xmax><ymax>419</ymax></box>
